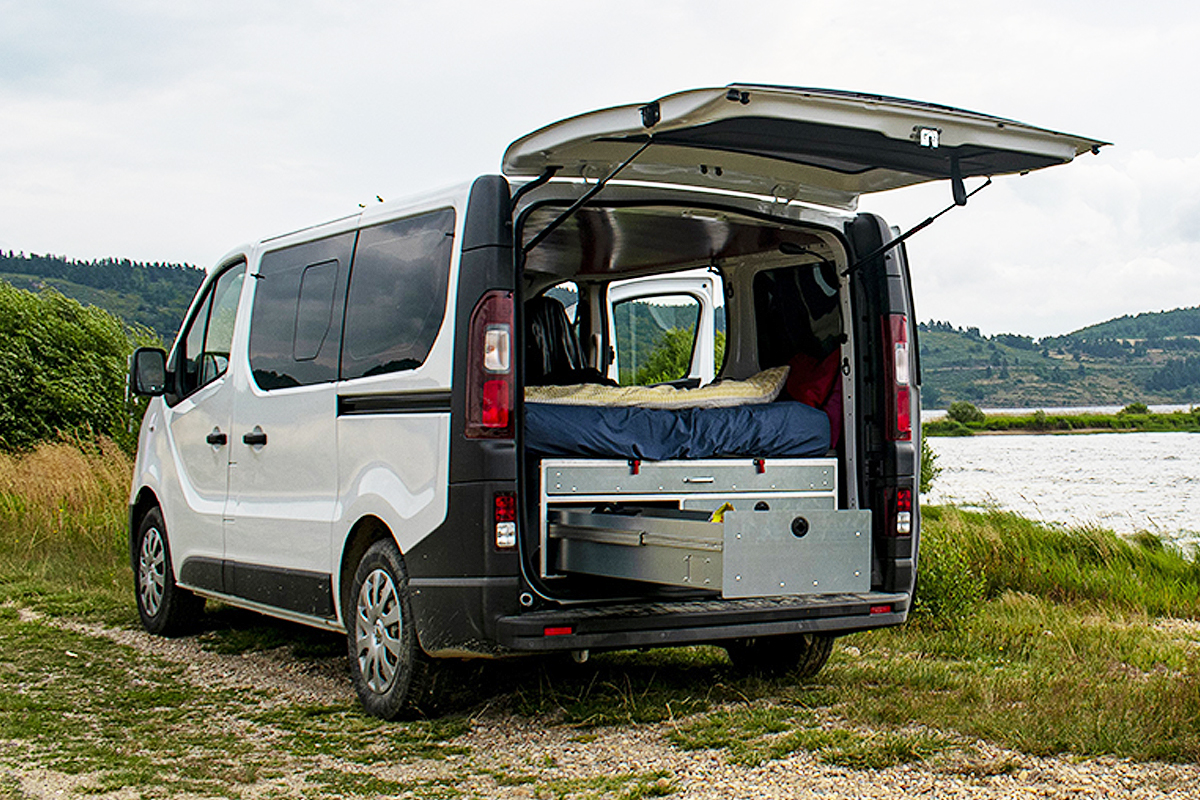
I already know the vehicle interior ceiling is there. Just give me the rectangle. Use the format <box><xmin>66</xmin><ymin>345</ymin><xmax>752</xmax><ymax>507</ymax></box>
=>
<box><xmin>519</xmin><ymin>203</ymin><xmax>848</xmax><ymax>384</ymax></box>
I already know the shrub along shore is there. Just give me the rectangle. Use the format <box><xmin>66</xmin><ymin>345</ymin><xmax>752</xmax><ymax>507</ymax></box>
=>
<box><xmin>925</xmin><ymin>401</ymin><xmax>1200</xmax><ymax>436</ymax></box>
<box><xmin>1</xmin><ymin>438</ymin><xmax>1199</xmax><ymax>781</ymax></box>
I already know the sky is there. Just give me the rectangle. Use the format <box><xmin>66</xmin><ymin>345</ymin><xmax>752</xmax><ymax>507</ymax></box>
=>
<box><xmin>2</xmin><ymin>0</ymin><xmax>1198</xmax><ymax>339</ymax></box>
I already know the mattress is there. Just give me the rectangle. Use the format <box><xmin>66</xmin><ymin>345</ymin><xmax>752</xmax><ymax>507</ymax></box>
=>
<box><xmin>524</xmin><ymin>400</ymin><xmax>831</xmax><ymax>461</ymax></box>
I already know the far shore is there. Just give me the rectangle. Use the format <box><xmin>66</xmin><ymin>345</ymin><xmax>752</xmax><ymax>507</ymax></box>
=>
<box><xmin>923</xmin><ymin>406</ymin><xmax>1200</xmax><ymax>437</ymax></box>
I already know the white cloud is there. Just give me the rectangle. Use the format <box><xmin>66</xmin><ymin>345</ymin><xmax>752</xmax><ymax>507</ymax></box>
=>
<box><xmin>1</xmin><ymin>0</ymin><xmax>1199</xmax><ymax>336</ymax></box>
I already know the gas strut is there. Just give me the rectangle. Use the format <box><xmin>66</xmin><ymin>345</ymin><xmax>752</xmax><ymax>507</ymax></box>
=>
<box><xmin>521</xmin><ymin>137</ymin><xmax>654</xmax><ymax>255</ymax></box>
<box><xmin>843</xmin><ymin>176</ymin><xmax>993</xmax><ymax>277</ymax></box>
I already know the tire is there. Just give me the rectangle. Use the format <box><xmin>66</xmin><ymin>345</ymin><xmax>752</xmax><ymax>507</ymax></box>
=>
<box><xmin>725</xmin><ymin>632</ymin><xmax>834</xmax><ymax>679</ymax></box>
<box><xmin>346</xmin><ymin>538</ymin><xmax>436</xmax><ymax>719</ymax></box>
<box><xmin>134</xmin><ymin>507</ymin><xmax>204</xmax><ymax>636</ymax></box>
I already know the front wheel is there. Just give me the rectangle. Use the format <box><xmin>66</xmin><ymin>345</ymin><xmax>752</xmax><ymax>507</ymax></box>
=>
<box><xmin>725</xmin><ymin>632</ymin><xmax>834</xmax><ymax>679</ymax></box>
<box><xmin>134</xmin><ymin>508</ymin><xmax>204</xmax><ymax>636</ymax></box>
<box><xmin>347</xmin><ymin>539</ymin><xmax>436</xmax><ymax>719</ymax></box>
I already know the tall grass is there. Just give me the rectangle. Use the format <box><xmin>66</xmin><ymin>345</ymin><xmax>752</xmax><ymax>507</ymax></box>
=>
<box><xmin>0</xmin><ymin>437</ymin><xmax>132</xmax><ymax>620</ymax></box>
<box><xmin>922</xmin><ymin>506</ymin><xmax>1200</xmax><ymax>619</ymax></box>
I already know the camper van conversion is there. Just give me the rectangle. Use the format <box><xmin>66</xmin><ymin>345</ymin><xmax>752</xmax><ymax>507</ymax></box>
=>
<box><xmin>129</xmin><ymin>85</ymin><xmax>1105</xmax><ymax>718</ymax></box>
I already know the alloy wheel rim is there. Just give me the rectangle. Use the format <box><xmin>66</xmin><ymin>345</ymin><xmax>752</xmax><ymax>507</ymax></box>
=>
<box><xmin>138</xmin><ymin>526</ymin><xmax>166</xmax><ymax>617</ymax></box>
<box><xmin>355</xmin><ymin>568</ymin><xmax>403</xmax><ymax>694</ymax></box>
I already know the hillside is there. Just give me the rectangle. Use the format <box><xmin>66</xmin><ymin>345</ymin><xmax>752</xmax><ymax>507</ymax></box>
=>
<box><xmin>3</xmin><ymin>248</ymin><xmax>1196</xmax><ymax>408</ymax></box>
<box><xmin>1057</xmin><ymin>306</ymin><xmax>1200</xmax><ymax>341</ymax></box>
<box><xmin>0</xmin><ymin>251</ymin><xmax>203</xmax><ymax>344</ymax></box>
<box><xmin>919</xmin><ymin>317</ymin><xmax>1200</xmax><ymax>409</ymax></box>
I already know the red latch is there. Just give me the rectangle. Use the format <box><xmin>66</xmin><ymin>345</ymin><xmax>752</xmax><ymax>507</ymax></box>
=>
<box><xmin>629</xmin><ymin>459</ymin><xmax>641</xmax><ymax>475</ymax></box>
<box><xmin>754</xmin><ymin>458</ymin><xmax>765</xmax><ymax>474</ymax></box>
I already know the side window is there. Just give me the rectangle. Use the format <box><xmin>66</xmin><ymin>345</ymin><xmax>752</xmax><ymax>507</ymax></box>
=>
<box><xmin>612</xmin><ymin>294</ymin><xmax>701</xmax><ymax>386</ymax></box>
<box><xmin>341</xmin><ymin>208</ymin><xmax>455</xmax><ymax>381</ymax></box>
<box><xmin>249</xmin><ymin>233</ymin><xmax>354</xmax><ymax>390</ymax></box>
<box><xmin>175</xmin><ymin>263</ymin><xmax>246</xmax><ymax>400</ymax></box>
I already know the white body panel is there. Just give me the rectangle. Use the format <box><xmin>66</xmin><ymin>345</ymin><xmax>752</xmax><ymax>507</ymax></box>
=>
<box><xmin>133</xmin><ymin>185</ymin><xmax>470</xmax><ymax>624</ymax></box>
<box><xmin>159</xmin><ymin>378</ymin><xmax>232</xmax><ymax>568</ymax></box>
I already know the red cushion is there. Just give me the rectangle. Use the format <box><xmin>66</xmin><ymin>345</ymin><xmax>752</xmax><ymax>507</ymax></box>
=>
<box><xmin>785</xmin><ymin>350</ymin><xmax>840</xmax><ymax>408</ymax></box>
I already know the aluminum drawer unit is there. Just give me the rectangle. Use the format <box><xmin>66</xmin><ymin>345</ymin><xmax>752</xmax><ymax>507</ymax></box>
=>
<box><xmin>539</xmin><ymin>458</ymin><xmax>871</xmax><ymax>597</ymax></box>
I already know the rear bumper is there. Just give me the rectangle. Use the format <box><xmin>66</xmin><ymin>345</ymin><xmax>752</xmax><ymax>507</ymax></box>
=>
<box><xmin>495</xmin><ymin>591</ymin><xmax>908</xmax><ymax>652</ymax></box>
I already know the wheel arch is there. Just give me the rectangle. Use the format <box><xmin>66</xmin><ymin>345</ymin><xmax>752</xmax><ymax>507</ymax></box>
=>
<box><xmin>129</xmin><ymin>486</ymin><xmax>162</xmax><ymax>573</ymax></box>
<box><xmin>338</xmin><ymin>515</ymin><xmax>396</xmax><ymax>626</ymax></box>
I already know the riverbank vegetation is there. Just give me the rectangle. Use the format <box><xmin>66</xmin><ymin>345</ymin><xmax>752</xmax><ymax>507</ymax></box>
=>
<box><xmin>2</xmin><ymin>439</ymin><xmax>1199</xmax><ymax>788</ymax></box>
<box><xmin>925</xmin><ymin>400</ymin><xmax>1200</xmax><ymax>436</ymax></box>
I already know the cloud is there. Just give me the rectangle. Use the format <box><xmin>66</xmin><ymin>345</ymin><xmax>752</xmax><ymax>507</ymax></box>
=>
<box><xmin>865</xmin><ymin>149</ymin><xmax>1200</xmax><ymax>337</ymax></box>
<box><xmin>0</xmin><ymin>0</ymin><xmax>1198</xmax><ymax>338</ymax></box>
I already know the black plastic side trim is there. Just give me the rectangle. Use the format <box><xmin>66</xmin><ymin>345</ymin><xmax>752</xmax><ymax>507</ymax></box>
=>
<box><xmin>179</xmin><ymin>556</ymin><xmax>224</xmax><ymax>593</ymax></box>
<box><xmin>224</xmin><ymin>561</ymin><xmax>334</xmax><ymax>618</ymax></box>
<box><xmin>179</xmin><ymin>558</ymin><xmax>335</xmax><ymax>618</ymax></box>
<box><xmin>337</xmin><ymin>391</ymin><xmax>452</xmax><ymax>416</ymax></box>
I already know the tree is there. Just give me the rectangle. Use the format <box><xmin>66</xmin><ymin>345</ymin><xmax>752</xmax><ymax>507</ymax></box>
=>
<box><xmin>0</xmin><ymin>283</ymin><xmax>148</xmax><ymax>451</ymax></box>
<box><xmin>632</xmin><ymin>328</ymin><xmax>725</xmax><ymax>386</ymax></box>
<box><xmin>947</xmin><ymin>400</ymin><xmax>985</xmax><ymax>425</ymax></box>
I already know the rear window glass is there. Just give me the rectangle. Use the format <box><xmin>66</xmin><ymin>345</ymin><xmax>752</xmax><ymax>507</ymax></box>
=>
<box><xmin>613</xmin><ymin>294</ymin><xmax>701</xmax><ymax>386</ymax></box>
<box><xmin>341</xmin><ymin>209</ymin><xmax>455</xmax><ymax>381</ymax></box>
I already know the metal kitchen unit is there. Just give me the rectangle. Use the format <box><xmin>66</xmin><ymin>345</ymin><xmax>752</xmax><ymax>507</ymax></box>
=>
<box><xmin>540</xmin><ymin>458</ymin><xmax>871</xmax><ymax>597</ymax></box>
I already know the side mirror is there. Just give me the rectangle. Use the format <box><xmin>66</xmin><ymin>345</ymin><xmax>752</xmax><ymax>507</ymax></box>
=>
<box><xmin>130</xmin><ymin>347</ymin><xmax>168</xmax><ymax>396</ymax></box>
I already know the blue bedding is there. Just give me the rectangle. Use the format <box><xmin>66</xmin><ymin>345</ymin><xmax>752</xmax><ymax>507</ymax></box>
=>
<box><xmin>524</xmin><ymin>401</ymin><xmax>830</xmax><ymax>461</ymax></box>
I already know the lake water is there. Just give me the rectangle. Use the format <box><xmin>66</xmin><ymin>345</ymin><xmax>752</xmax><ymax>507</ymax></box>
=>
<box><xmin>924</xmin><ymin>431</ymin><xmax>1200</xmax><ymax>552</ymax></box>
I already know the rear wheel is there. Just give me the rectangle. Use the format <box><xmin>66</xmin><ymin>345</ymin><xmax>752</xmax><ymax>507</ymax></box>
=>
<box><xmin>347</xmin><ymin>539</ymin><xmax>436</xmax><ymax>719</ymax></box>
<box><xmin>725</xmin><ymin>632</ymin><xmax>834</xmax><ymax>678</ymax></box>
<box><xmin>134</xmin><ymin>508</ymin><xmax>204</xmax><ymax>636</ymax></box>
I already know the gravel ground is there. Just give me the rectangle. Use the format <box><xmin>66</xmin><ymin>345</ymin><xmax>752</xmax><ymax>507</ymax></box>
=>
<box><xmin>8</xmin><ymin>613</ymin><xmax>1200</xmax><ymax>799</ymax></box>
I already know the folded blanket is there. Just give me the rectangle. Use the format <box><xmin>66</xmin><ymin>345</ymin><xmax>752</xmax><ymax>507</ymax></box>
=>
<box><xmin>524</xmin><ymin>366</ymin><xmax>789</xmax><ymax>409</ymax></box>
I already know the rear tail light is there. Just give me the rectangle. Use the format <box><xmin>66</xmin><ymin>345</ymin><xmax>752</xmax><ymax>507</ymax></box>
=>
<box><xmin>883</xmin><ymin>487</ymin><xmax>913</xmax><ymax>537</ymax></box>
<box><xmin>494</xmin><ymin>492</ymin><xmax>516</xmax><ymax>549</ymax></box>
<box><xmin>895</xmin><ymin>487</ymin><xmax>912</xmax><ymax>535</ymax></box>
<box><xmin>465</xmin><ymin>291</ymin><xmax>514</xmax><ymax>439</ymax></box>
<box><xmin>883</xmin><ymin>314</ymin><xmax>912</xmax><ymax>441</ymax></box>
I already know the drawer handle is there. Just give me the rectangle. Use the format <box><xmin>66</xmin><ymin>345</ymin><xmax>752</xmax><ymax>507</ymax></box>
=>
<box><xmin>683</xmin><ymin>476</ymin><xmax>715</xmax><ymax>484</ymax></box>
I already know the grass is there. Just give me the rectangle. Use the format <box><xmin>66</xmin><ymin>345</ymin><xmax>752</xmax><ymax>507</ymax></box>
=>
<box><xmin>667</xmin><ymin>705</ymin><xmax>955</xmax><ymax>768</ymax></box>
<box><xmin>2</xmin><ymin>439</ymin><xmax>1200</xmax><ymax>796</ymax></box>
<box><xmin>0</xmin><ymin>438</ymin><xmax>133</xmax><ymax>624</ymax></box>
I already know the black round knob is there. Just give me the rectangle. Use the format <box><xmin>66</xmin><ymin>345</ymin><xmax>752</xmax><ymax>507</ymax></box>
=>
<box><xmin>791</xmin><ymin>516</ymin><xmax>810</xmax><ymax>538</ymax></box>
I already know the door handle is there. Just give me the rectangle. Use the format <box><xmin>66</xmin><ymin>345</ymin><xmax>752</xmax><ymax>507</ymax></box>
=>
<box><xmin>242</xmin><ymin>428</ymin><xmax>267</xmax><ymax>446</ymax></box>
<box><xmin>205</xmin><ymin>430</ymin><xmax>227</xmax><ymax>446</ymax></box>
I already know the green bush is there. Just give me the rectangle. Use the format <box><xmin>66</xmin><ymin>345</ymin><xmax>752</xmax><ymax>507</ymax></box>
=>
<box><xmin>1120</xmin><ymin>402</ymin><xmax>1150</xmax><ymax>415</ymax></box>
<box><xmin>946</xmin><ymin>400</ymin><xmax>985</xmax><ymax>424</ymax></box>
<box><xmin>911</xmin><ymin>524</ymin><xmax>986</xmax><ymax>628</ymax></box>
<box><xmin>0</xmin><ymin>282</ymin><xmax>152</xmax><ymax>452</ymax></box>
<box><xmin>919</xmin><ymin>437</ymin><xmax>940</xmax><ymax>494</ymax></box>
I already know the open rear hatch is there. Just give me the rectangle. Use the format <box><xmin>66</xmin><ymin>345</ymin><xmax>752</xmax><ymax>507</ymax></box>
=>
<box><xmin>504</xmin><ymin>84</ymin><xmax>1108</xmax><ymax>209</ymax></box>
<box><xmin>506</xmin><ymin>86</ymin><xmax>1107</xmax><ymax>616</ymax></box>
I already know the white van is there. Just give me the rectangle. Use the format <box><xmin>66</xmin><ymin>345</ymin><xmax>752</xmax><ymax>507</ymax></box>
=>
<box><xmin>129</xmin><ymin>85</ymin><xmax>1103</xmax><ymax>718</ymax></box>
